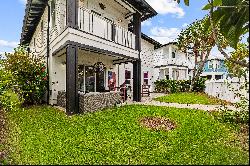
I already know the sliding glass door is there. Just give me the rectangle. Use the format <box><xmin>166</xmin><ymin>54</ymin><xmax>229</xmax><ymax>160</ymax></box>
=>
<box><xmin>78</xmin><ymin>65</ymin><xmax>106</xmax><ymax>93</ymax></box>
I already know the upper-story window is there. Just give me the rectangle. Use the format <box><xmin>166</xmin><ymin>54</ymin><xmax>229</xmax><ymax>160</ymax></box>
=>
<box><xmin>208</xmin><ymin>61</ymin><xmax>213</xmax><ymax>69</ymax></box>
<box><xmin>33</xmin><ymin>38</ymin><xmax>36</xmax><ymax>47</ymax></box>
<box><xmin>172</xmin><ymin>52</ymin><xmax>176</xmax><ymax>58</ymax></box>
<box><xmin>41</xmin><ymin>20</ymin><xmax>44</xmax><ymax>42</ymax></box>
<box><xmin>215</xmin><ymin>61</ymin><xmax>221</xmax><ymax>69</ymax></box>
<box><xmin>51</xmin><ymin>0</ymin><xmax>56</xmax><ymax>28</ymax></box>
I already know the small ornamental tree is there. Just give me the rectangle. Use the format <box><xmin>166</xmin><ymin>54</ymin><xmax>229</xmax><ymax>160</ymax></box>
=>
<box><xmin>2</xmin><ymin>46</ymin><xmax>48</xmax><ymax>105</ymax></box>
<box><xmin>177</xmin><ymin>16</ymin><xmax>227</xmax><ymax>91</ymax></box>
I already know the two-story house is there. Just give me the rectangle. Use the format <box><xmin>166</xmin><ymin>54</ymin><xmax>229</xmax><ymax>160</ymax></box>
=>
<box><xmin>201</xmin><ymin>58</ymin><xmax>228</xmax><ymax>80</ymax></box>
<box><xmin>153</xmin><ymin>42</ymin><xmax>195</xmax><ymax>82</ymax></box>
<box><xmin>20</xmin><ymin>0</ymin><xmax>158</xmax><ymax>114</ymax></box>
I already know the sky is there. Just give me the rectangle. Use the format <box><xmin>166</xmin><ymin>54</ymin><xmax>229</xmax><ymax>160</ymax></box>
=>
<box><xmin>0</xmin><ymin>0</ymin><xmax>227</xmax><ymax>57</ymax></box>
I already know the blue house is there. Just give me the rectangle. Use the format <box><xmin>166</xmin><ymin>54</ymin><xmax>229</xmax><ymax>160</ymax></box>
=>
<box><xmin>201</xmin><ymin>58</ymin><xmax>228</xmax><ymax>80</ymax></box>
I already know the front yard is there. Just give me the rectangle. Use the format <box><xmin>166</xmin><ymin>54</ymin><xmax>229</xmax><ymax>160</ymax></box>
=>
<box><xmin>154</xmin><ymin>92</ymin><xmax>231</xmax><ymax>105</ymax></box>
<box><xmin>2</xmin><ymin>105</ymin><xmax>248</xmax><ymax>165</ymax></box>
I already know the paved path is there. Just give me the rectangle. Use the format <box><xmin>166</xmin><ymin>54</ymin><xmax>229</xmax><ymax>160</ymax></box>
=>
<box><xmin>123</xmin><ymin>93</ymin><xmax>237</xmax><ymax>111</ymax></box>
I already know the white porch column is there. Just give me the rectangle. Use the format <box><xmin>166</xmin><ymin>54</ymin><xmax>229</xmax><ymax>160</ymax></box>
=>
<box><xmin>169</xmin><ymin>46</ymin><xmax>172</xmax><ymax>60</ymax></box>
<box><xmin>169</xmin><ymin>67</ymin><xmax>173</xmax><ymax>80</ymax></box>
<box><xmin>186</xmin><ymin>68</ymin><xmax>189</xmax><ymax>80</ymax></box>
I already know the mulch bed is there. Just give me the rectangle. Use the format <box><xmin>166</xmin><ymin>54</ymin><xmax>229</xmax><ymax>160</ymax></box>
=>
<box><xmin>0</xmin><ymin>108</ymin><xmax>8</xmax><ymax>164</ymax></box>
<box><xmin>139</xmin><ymin>117</ymin><xmax>177</xmax><ymax>131</ymax></box>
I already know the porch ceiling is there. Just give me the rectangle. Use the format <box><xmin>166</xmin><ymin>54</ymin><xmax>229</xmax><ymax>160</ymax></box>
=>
<box><xmin>54</xmin><ymin>48</ymin><xmax>135</xmax><ymax>66</ymax></box>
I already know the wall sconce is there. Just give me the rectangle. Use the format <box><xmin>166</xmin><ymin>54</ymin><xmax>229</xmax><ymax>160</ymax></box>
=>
<box><xmin>61</xmin><ymin>61</ymin><xmax>66</xmax><ymax>67</ymax></box>
<box><xmin>117</xmin><ymin>19</ymin><xmax>123</xmax><ymax>23</ymax></box>
<box><xmin>99</xmin><ymin>3</ymin><xmax>106</xmax><ymax>10</ymax></box>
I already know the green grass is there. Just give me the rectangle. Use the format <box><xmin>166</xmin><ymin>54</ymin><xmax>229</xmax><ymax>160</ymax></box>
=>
<box><xmin>6</xmin><ymin>105</ymin><xmax>248</xmax><ymax>165</ymax></box>
<box><xmin>154</xmin><ymin>92</ymin><xmax>231</xmax><ymax>105</ymax></box>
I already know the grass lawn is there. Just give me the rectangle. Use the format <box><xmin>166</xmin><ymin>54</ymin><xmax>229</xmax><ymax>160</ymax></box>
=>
<box><xmin>154</xmin><ymin>92</ymin><xmax>231</xmax><ymax>105</ymax></box>
<box><xmin>5</xmin><ymin>105</ymin><xmax>248</xmax><ymax>165</ymax></box>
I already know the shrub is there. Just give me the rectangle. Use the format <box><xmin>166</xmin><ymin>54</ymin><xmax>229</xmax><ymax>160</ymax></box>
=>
<box><xmin>0</xmin><ymin>67</ymin><xmax>13</xmax><ymax>95</ymax></box>
<box><xmin>2</xmin><ymin>46</ymin><xmax>47</xmax><ymax>105</ymax></box>
<box><xmin>213</xmin><ymin>109</ymin><xmax>249</xmax><ymax>125</ymax></box>
<box><xmin>0</xmin><ymin>90</ymin><xmax>23</xmax><ymax>111</ymax></box>
<box><xmin>154</xmin><ymin>78</ymin><xmax>206</xmax><ymax>93</ymax></box>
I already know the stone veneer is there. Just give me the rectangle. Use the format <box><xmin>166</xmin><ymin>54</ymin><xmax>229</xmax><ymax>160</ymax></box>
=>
<box><xmin>57</xmin><ymin>91</ymin><xmax>122</xmax><ymax>113</ymax></box>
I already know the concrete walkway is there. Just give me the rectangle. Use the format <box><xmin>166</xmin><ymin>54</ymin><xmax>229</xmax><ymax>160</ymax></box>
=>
<box><xmin>123</xmin><ymin>93</ymin><xmax>237</xmax><ymax>111</ymax></box>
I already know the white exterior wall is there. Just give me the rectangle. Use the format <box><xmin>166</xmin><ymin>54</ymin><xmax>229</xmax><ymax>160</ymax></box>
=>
<box><xmin>112</xmin><ymin>39</ymin><xmax>155</xmax><ymax>92</ymax></box>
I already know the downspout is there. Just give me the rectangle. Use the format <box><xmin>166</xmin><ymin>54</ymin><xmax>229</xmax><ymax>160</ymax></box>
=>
<box><xmin>46</xmin><ymin>2</ymin><xmax>50</xmax><ymax>104</ymax></box>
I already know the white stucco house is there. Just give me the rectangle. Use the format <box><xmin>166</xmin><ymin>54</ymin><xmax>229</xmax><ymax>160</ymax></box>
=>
<box><xmin>20</xmin><ymin>0</ymin><xmax>161</xmax><ymax>114</ymax></box>
<box><xmin>153</xmin><ymin>42</ymin><xmax>195</xmax><ymax>82</ymax></box>
<box><xmin>20</xmin><ymin>0</ymin><xmax>197</xmax><ymax>114</ymax></box>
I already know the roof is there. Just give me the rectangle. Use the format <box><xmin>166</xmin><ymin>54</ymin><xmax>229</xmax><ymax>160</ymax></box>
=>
<box><xmin>141</xmin><ymin>33</ymin><xmax>162</xmax><ymax>49</ymax></box>
<box><xmin>20</xmin><ymin>0</ymin><xmax>157</xmax><ymax>45</ymax></box>
<box><xmin>21</xmin><ymin>0</ymin><xmax>48</xmax><ymax>45</ymax></box>
<box><xmin>159</xmin><ymin>42</ymin><xmax>178</xmax><ymax>48</ymax></box>
<box><xmin>125</xmin><ymin>0</ymin><xmax>157</xmax><ymax>21</ymax></box>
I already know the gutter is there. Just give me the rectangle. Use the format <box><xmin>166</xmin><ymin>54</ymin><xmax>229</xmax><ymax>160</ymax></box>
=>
<box><xmin>46</xmin><ymin>3</ymin><xmax>50</xmax><ymax>104</ymax></box>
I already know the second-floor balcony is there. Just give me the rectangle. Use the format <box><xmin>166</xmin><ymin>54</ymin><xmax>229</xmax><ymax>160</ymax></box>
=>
<box><xmin>78</xmin><ymin>7</ymin><xmax>136</xmax><ymax>50</ymax></box>
<box><xmin>156</xmin><ymin>57</ymin><xmax>192</xmax><ymax>67</ymax></box>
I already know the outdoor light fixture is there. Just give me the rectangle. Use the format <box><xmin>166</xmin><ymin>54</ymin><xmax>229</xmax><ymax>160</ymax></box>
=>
<box><xmin>61</xmin><ymin>61</ymin><xmax>66</xmax><ymax>67</ymax></box>
<box><xmin>99</xmin><ymin>3</ymin><xmax>106</xmax><ymax>10</ymax></box>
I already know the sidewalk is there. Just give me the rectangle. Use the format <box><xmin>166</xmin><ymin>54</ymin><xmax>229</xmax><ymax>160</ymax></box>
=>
<box><xmin>123</xmin><ymin>93</ymin><xmax>237</xmax><ymax>111</ymax></box>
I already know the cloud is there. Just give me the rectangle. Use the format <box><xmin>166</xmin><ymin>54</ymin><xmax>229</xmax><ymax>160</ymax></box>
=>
<box><xmin>210</xmin><ymin>46</ymin><xmax>234</xmax><ymax>59</ymax></box>
<box><xmin>142</xmin><ymin>20</ymin><xmax>152</xmax><ymax>27</ymax></box>
<box><xmin>182</xmin><ymin>23</ymin><xmax>189</xmax><ymax>28</ymax></box>
<box><xmin>19</xmin><ymin>0</ymin><xmax>27</xmax><ymax>5</ymax></box>
<box><xmin>145</xmin><ymin>0</ymin><xmax>185</xmax><ymax>18</ymax></box>
<box><xmin>0</xmin><ymin>40</ymin><xmax>19</xmax><ymax>48</ymax></box>
<box><xmin>149</xmin><ymin>27</ymin><xmax>181</xmax><ymax>44</ymax></box>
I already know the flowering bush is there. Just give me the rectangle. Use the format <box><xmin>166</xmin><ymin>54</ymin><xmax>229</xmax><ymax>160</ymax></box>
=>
<box><xmin>1</xmin><ymin>46</ymin><xmax>47</xmax><ymax>106</ymax></box>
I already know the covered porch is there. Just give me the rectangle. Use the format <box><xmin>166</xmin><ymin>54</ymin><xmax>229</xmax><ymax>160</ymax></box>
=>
<box><xmin>51</xmin><ymin>43</ymin><xmax>142</xmax><ymax>115</ymax></box>
<box><xmin>157</xmin><ymin>66</ymin><xmax>189</xmax><ymax>81</ymax></box>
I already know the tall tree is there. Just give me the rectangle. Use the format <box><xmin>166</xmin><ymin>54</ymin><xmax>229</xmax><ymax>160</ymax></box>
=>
<box><xmin>175</xmin><ymin>0</ymin><xmax>249</xmax><ymax>67</ymax></box>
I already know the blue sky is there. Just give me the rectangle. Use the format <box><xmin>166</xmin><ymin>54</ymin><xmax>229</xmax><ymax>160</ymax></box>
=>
<box><xmin>0</xmin><ymin>0</ymin><xmax>214</xmax><ymax>55</ymax></box>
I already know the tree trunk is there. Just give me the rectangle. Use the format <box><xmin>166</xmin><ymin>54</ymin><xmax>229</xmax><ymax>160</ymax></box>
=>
<box><xmin>189</xmin><ymin>50</ymin><xmax>210</xmax><ymax>92</ymax></box>
<box><xmin>189</xmin><ymin>48</ymin><xmax>198</xmax><ymax>91</ymax></box>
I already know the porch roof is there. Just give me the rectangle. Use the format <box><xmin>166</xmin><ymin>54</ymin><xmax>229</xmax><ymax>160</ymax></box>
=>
<box><xmin>20</xmin><ymin>0</ymin><xmax>157</xmax><ymax>45</ymax></box>
<box><xmin>20</xmin><ymin>0</ymin><xmax>48</xmax><ymax>45</ymax></box>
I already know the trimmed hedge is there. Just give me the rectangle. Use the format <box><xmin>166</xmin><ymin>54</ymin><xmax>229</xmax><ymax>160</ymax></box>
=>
<box><xmin>154</xmin><ymin>78</ymin><xmax>206</xmax><ymax>93</ymax></box>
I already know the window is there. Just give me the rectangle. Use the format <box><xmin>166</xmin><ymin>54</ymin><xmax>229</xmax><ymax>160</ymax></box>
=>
<box><xmin>33</xmin><ymin>38</ymin><xmax>36</xmax><ymax>47</ymax></box>
<box><xmin>215</xmin><ymin>75</ymin><xmax>222</xmax><ymax>80</ymax></box>
<box><xmin>51</xmin><ymin>0</ymin><xmax>56</xmax><ymax>28</ymax></box>
<box><xmin>85</xmin><ymin>66</ymin><xmax>95</xmax><ymax>93</ymax></box>
<box><xmin>41</xmin><ymin>20</ymin><xmax>44</xmax><ymax>42</ymax></box>
<box><xmin>172</xmin><ymin>52</ymin><xmax>176</xmax><ymax>58</ymax></box>
<box><xmin>207</xmin><ymin>75</ymin><xmax>212</xmax><ymax>80</ymax></box>
<box><xmin>143</xmin><ymin>72</ymin><xmax>149</xmax><ymax>85</ymax></box>
<box><xmin>125</xmin><ymin>70</ymin><xmax>131</xmax><ymax>85</ymax></box>
<box><xmin>165</xmin><ymin>75</ymin><xmax>169</xmax><ymax>80</ymax></box>
<box><xmin>78</xmin><ymin>65</ymin><xmax>106</xmax><ymax>93</ymax></box>
<box><xmin>208</xmin><ymin>61</ymin><xmax>213</xmax><ymax>69</ymax></box>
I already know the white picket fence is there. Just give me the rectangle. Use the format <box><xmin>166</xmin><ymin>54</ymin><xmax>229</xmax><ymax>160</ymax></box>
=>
<box><xmin>205</xmin><ymin>79</ymin><xmax>249</xmax><ymax>103</ymax></box>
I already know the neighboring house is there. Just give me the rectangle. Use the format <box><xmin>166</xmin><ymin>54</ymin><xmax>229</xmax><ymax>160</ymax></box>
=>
<box><xmin>20</xmin><ymin>0</ymin><xmax>158</xmax><ymax>114</ymax></box>
<box><xmin>153</xmin><ymin>42</ymin><xmax>195</xmax><ymax>82</ymax></box>
<box><xmin>201</xmin><ymin>58</ymin><xmax>228</xmax><ymax>80</ymax></box>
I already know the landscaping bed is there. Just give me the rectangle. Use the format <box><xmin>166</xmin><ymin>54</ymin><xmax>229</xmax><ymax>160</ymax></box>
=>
<box><xmin>154</xmin><ymin>92</ymin><xmax>231</xmax><ymax>105</ymax></box>
<box><xmin>4</xmin><ymin>105</ymin><xmax>249</xmax><ymax>165</ymax></box>
<box><xmin>0</xmin><ymin>109</ymin><xmax>8</xmax><ymax>164</ymax></box>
